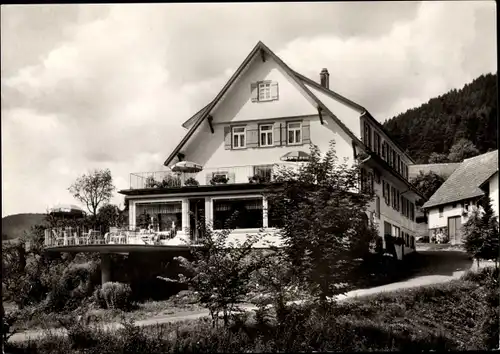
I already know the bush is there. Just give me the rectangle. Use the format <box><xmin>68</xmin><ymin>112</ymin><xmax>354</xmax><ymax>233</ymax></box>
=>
<box><xmin>184</xmin><ymin>177</ymin><xmax>199</xmax><ymax>187</ymax></box>
<box><xmin>95</xmin><ymin>282</ymin><xmax>133</xmax><ymax>311</ymax></box>
<box><xmin>44</xmin><ymin>261</ymin><xmax>100</xmax><ymax>313</ymax></box>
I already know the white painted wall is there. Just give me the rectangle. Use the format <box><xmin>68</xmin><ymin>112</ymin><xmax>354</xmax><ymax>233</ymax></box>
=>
<box><xmin>303</xmin><ymin>83</ymin><xmax>363</xmax><ymax>139</ymax></box>
<box><xmin>489</xmin><ymin>172</ymin><xmax>499</xmax><ymax>219</ymax></box>
<box><xmin>182</xmin><ymin>114</ymin><xmax>356</xmax><ymax>185</ymax></box>
<box><xmin>427</xmin><ymin>203</ymin><xmax>473</xmax><ymax>230</ymax></box>
<box><xmin>213</xmin><ymin>56</ymin><xmax>317</xmax><ymax>122</ymax></box>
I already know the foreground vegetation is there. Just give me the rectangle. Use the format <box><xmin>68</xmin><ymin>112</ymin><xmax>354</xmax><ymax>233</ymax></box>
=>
<box><xmin>6</xmin><ymin>267</ymin><xmax>498</xmax><ymax>353</ymax></box>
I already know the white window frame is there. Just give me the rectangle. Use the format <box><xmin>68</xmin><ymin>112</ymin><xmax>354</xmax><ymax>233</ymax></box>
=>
<box><xmin>258</xmin><ymin>81</ymin><xmax>272</xmax><ymax>102</ymax></box>
<box><xmin>287</xmin><ymin>122</ymin><xmax>302</xmax><ymax>145</ymax></box>
<box><xmin>259</xmin><ymin>124</ymin><xmax>274</xmax><ymax>147</ymax></box>
<box><xmin>232</xmin><ymin>126</ymin><xmax>246</xmax><ymax>149</ymax></box>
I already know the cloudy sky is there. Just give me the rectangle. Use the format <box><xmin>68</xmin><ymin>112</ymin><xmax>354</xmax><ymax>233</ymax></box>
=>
<box><xmin>1</xmin><ymin>2</ymin><xmax>497</xmax><ymax>217</ymax></box>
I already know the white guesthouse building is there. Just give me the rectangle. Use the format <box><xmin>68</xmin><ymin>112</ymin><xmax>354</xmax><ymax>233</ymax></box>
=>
<box><xmin>119</xmin><ymin>41</ymin><xmax>424</xmax><ymax>257</ymax></box>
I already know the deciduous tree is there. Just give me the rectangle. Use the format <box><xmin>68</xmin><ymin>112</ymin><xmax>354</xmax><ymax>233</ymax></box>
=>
<box><xmin>68</xmin><ymin>169</ymin><xmax>115</xmax><ymax>225</ymax></box>
<box><xmin>265</xmin><ymin>141</ymin><xmax>378</xmax><ymax>304</ymax></box>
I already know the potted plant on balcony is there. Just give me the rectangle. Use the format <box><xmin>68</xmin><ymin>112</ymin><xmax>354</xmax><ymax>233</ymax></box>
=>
<box><xmin>210</xmin><ymin>175</ymin><xmax>229</xmax><ymax>185</ymax></box>
<box><xmin>158</xmin><ymin>175</ymin><xmax>182</xmax><ymax>188</ymax></box>
<box><xmin>144</xmin><ymin>176</ymin><xmax>158</xmax><ymax>188</ymax></box>
<box><xmin>248</xmin><ymin>174</ymin><xmax>268</xmax><ymax>184</ymax></box>
<box><xmin>185</xmin><ymin>177</ymin><xmax>200</xmax><ymax>187</ymax></box>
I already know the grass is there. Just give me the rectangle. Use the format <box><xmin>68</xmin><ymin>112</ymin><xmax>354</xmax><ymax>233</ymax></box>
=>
<box><xmin>9</xmin><ymin>299</ymin><xmax>204</xmax><ymax>333</ymax></box>
<box><xmin>7</xmin><ymin>267</ymin><xmax>498</xmax><ymax>353</ymax></box>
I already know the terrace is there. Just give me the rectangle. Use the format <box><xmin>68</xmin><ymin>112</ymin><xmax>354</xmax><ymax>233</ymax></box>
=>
<box><xmin>128</xmin><ymin>163</ymin><xmax>298</xmax><ymax>190</ymax></box>
<box><xmin>43</xmin><ymin>226</ymin><xmax>192</xmax><ymax>251</ymax></box>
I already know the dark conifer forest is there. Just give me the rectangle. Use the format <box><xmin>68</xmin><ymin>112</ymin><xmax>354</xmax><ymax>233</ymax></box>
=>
<box><xmin>383</xmin><ymin>73</ymin><xmax>497</xmax><ymax>163</ymax></box>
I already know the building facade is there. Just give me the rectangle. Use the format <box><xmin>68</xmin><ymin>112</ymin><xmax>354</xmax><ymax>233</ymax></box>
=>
<box><xmin>119</xmin><ymin>41</ymin><xmax>424</xmax><ymax>256</ymax></box>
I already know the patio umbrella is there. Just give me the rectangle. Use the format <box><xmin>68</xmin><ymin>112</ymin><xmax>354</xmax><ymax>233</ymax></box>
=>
<box><xmin>49</xmin><ymin>204</ymin><xmax>86</xmax><ymax>217</ymax></box>
<box><xmin>171</xmin><ymin>161</ymin><xmax>203</xmax><ymax>185</ymax></box>
<box><xmin>280</xmin><ymin>150</ymin><xmax>311</xmax><ymax>162</ymax></box>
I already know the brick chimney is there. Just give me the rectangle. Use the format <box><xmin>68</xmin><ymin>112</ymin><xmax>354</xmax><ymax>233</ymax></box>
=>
<box><xmin>320</xmin><ymin>68</ymin><xmax>329</xmax><ymax>89</ymax></box>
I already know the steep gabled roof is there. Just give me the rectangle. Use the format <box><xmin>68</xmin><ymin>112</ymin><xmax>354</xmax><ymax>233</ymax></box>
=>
<box><xmin>409</xmin><ymin>162</ymin><xmax>461</xmax><ymax>180</ymax></box>
<box><xmin>423</xmin><ymin>150</ymin><xmax>499</xmax><ymax>209</ymax></box>
<box><xmin>164</xmin><ymin>41</ymin><xmax>367</xmax><ymax>167</ymax></box>
<box><xmin>181</xmin><ymin>102</ymin><xmax>212</xmax><ymax>129</ymax></box>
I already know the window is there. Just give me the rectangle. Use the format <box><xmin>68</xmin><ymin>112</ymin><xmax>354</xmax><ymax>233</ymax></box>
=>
<box><xmin>392</xmin><ymin>225</ymin><xmax>400</xmax><ymax>238</ymax></box>
<box><xmin>396</xmin><ymin>190</ymin><xmax>400</xmax><ymax>211</ymax></box>
<box><xmin>213</xmin><ymin>198</ymin><xmax>263</xmax><ymax>230</ymax></box>
<box><xmin>391</xmin><ymin>186</ymin><xmax>397</xmax><ymax>209</ymax></box>
<box><xmin>383</xmin><ymin>180</ymin><xmax>390</xmax><ymax>205</ymax></box>
<box><xmin>410</xmin><ymin>203</ymin><xmax>415</xmax><ymax>221</ymax></box>
<box><xmin>287</xmin><ymin>122</ymin><xmax>302</xmax><ymax>145</ymax></box>
<box><xmin>136</xmin><ymin>202</ymin><xmax>182</xmax><ymax>232</ymax></box>
<box><xmin>382</xmin><ymin>141</ymin><xmax>387</xmax><ymax>161</ymax></box>
<box><xmin>363</xmin><ymin>122</ymin><xmax>372</xmax><ymax>149</ymax></box>
<box><xmin>232</xmin><ymin>126</ymin><xmax>246</xmax><ymax>149</ymax></box>
<box><xmin>376</xmin><ymin>196</ymin><xmax>381</xmax><ymax>218</ymax></box>
<box><xmin>464</xmin><ymin>202</ymin><xmax>470</xmax><ymax>212</ymax></box>
<box><xmin>374</xmin><ymin>132</ymin><xmax>381</xmax><ymax>156</ymax></box>
<box><xmin>439</xmin><ymin>206</ymin><xmax>444</xmax><ymax>217</ymax></box>
<box><xmin>251</xmin><ymin>81</ymin><xmax>278</xmax><ymax>102</ymax></box>
<box><xmin>397</xmin><ymin>155</ymin><xmax>401</xmax><ymax>174</ymax></box>
<box><xmin>258</xmin><ymin>81</ymin><xmax>272</xmax><ymax>101</ymax></box>
<box><xmin>405</xmin><ymin>165</ymin><xmax>409</xmax><ymax>180</ymax></box>
<box><xmin>259</xmin><ymin>124</ymin><xmax>273</xmax><ymax>147</ymax></box>
<box><xmin>392</xmin><ymin>149</ymin><xmax>397</xmax><ymax>169</ymax></box>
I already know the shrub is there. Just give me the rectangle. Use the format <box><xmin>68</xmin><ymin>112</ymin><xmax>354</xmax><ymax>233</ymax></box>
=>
<box><xmin>97</xmin><ymin>282</ymin><xmax>133</xmax><ymax>310</ymax></box>
<box><xmin>44</xmin><ymin>261</ymin><xmax>100</xmax><ymax>313</ymax></box>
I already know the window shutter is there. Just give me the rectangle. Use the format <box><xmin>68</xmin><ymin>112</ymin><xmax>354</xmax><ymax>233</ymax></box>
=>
<box><xmin>273</xmin><ymin>122</ymin><xmax>282</xmax><ymax>146</ymax></box>
<box><xmin>224</xmin><ymin>126</ymin><xmax>231</xmax><ymax>150</ymax></box>
<box><xmin>302</xmin><ymin>120</ymin><xmax>311</xmax><ymax>144</ymax></box>
<box><xmin>227</xmin><ymin>172</ymin><xmax>235</xmax><ymax>184</ymax></box>
<box><xmin>250</xmin><ymin>83</ymin><xmax>258</xmax><ymax>102</ymax></box>
<box><xmin>376</xmin><ymin>196</ymin><xmax>381</xmax><ymax>218</ymax></box>
<box><xmin>246</xmin><ymin>123</ymin><xmax>258</xmax><ymax>148</ymax></box>
<box><xmin>270</xmin><ymin>81</ymin><xmax>279</xmax><ymax>100</ymax></box>
<box><xmin>281</xmin><ymin>123</ymin><xmax>287</xmax><ymax>145</ymax></box>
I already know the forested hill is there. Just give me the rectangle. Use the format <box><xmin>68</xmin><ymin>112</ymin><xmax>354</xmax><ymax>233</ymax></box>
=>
<box><xmin>383</xmin><ymin>73</ymin><xmax>497</xmax><ymax>163</ymax></box>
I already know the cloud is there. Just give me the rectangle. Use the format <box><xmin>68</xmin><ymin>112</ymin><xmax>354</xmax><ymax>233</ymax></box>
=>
<box><xmin>1</xmin><ymin>2</ymin><xmax>496</xmax><ymax>216</ymax></box>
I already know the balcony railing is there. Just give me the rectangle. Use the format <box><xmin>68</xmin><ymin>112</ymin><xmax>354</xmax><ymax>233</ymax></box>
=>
<box><xmin>44</xmin><ymin>226</ymin><xmax>184</xmax><ymax>248</ymax></box>
<box><xmin>129</xmin><ymin>163</ymin><xmax>298</xmax><ymax>189</ymax></box>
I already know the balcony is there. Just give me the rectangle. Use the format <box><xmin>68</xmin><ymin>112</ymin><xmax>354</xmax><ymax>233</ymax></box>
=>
<box><xmin>129</xmin><ymin>163</ymin><xmax>298</xmax><ymax>190</ymax></box>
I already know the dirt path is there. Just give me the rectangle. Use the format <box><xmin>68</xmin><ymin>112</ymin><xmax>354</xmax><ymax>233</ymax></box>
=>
<box><xmin>9</xmin><ymin>250</ymin><xmax>493</xmax><ymax>344</ymax></box>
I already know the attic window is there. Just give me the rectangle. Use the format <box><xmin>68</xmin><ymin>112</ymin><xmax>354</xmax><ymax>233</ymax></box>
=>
<box><xmin>251</xmin><ymin>81</ymin><xmax>279</xmax><ymax>102</ymax></box>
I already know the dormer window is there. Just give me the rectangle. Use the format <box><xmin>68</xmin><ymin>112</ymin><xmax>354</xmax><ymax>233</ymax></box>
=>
<box><xmin>251</xmin><ymin>81</ymin><xmax>279</xmax><ymax>102</ymax></box>
<box><xmin>232</xmin><ymin>126</ymin><xmax>246</xmax><ymax>149</ymax></box>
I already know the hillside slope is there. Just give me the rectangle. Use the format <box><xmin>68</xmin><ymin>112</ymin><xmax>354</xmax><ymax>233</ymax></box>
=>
<box><xmin>383</xmin><ymin>73</ymin><xmax>497</xmax><ymax>163</ymax></box>
<box><xmin>2</xmin><ymin>213</ymin><xmax>47</xmax><ymax>240</ymax></box>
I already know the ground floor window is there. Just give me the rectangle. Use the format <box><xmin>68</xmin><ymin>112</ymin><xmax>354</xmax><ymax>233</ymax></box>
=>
<box><xmin>136</xmin><ymin>202</ymin><xmax>182</xmax><ymax>232</ymax></box>
<box><xmin>213</xmin><ymin>197</ymin><xmax>263</xmax><ymax>230</ymax></box>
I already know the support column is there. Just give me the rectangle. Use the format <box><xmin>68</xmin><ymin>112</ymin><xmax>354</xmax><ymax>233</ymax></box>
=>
<box><xmin>181</xmin><ymin>199</ymin><xmax>189</xmax><ymax>235</ymax></box>
<box><xmin>129</xmin><ymin>200</ymin><xmax>135</xmax><ymax>230</ymax></box>
<box><xmin>205</xmin><ymin>197</ymin><xmax>212</xmax><ymax>225</ymax></box>
<box><xmin>101</xmin><ymin>253</ymin><xmax>112</xmax><ymax>284</ymax></box>
<box><xmin>262</xmin><ymin>196</ymin><xmax>269</xmax><ymax>228</ymax></box>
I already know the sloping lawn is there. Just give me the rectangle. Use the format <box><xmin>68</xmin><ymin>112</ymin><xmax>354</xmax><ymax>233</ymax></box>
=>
<box><xmin>8</xmin><ymin>267</ymin><xmax>498</xmax><ymax>353</ymax></box>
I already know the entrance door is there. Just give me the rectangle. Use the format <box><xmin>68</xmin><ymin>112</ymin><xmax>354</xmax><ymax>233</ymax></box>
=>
<box><xmin>448</xmin><ymin>216</ymin><xmax>462</xmax><ymax>244</ymax></box>
<box><xmin>189</xmin><ymin>198</ymin><xmax>205</xmax><ymax>242</ymax></box>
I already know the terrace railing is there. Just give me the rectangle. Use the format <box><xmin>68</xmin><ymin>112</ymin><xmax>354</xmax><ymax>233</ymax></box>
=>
<box><xmin>129</xmin><ymin>163</ymin><xmax>299</xmax><ymax>189</ymax></box>
<box><xmin>43</xmin><ymin>226</ymin><xmax>182</xmax><ymax>248</ymax></box>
